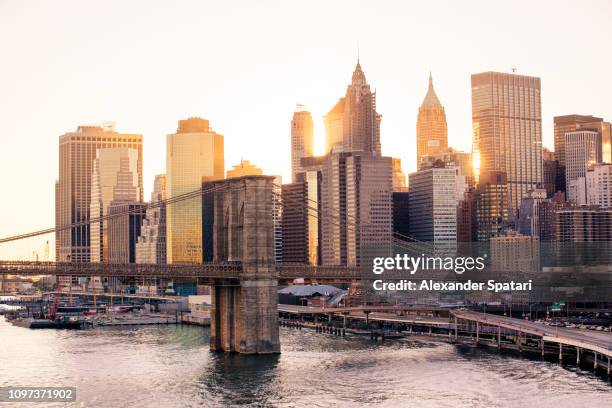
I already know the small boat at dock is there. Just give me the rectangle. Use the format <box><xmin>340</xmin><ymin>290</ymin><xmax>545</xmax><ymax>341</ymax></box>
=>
<box><xmin>9</xmin><ymin>315</ymin><xmax>84</xmax><ymax>329</ymax></box>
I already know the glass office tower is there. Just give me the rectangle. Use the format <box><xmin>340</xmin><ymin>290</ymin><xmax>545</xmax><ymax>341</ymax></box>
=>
<box><xmin>166</xmin><ymin>117</ymin><xmax>224</xmax><ymax>264</ymax></box>
<box><xmin>471</xmin><ymin>72</ymin><xmax>543</xmax><ymax>220</ymax></box>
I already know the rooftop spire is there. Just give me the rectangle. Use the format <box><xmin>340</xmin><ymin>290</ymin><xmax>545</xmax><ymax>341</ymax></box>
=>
<box><xmin>351</xmin><ymin>58</ymin><xmax>366</xmax><ymax>85</ymax></box>
<box><xmin>421</xmin><ymin>72</ymin><xmax>442</xmax><ymax>108</ymax></box>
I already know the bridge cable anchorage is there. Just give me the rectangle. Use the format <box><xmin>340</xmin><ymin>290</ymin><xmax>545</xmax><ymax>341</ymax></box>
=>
<box><xmin>0</xmin><ymin>183</ymin><xmax>230</xmax><ymax>244</ymax></box>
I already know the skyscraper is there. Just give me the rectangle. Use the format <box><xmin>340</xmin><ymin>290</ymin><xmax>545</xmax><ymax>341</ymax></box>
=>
<box><xmin>537</xmin><ymin>193</ymin><xmax>566</xmax><ymax>242</ymax></box>
<box><xmin>392</xmin><ymin>191</ymin><xmax>410</xmax><ymax>239</ymax></box>
<box><xmin>324</xmin><ymin>152</ymin><xmax>392</xmax><ymax>266</ymax></box>
<box><xmin>408</xmin><ymin>165</ymin><xmax>460</xmax><ymax>244</ymax></box>
<box><xmin>302</xmin><ymin>152</ymin><xmax>392</xmax><ymax>266</ymax></box>
<box><xmin>475</xmin><ymin>171</ymin><xmax>509</xmax><ymax>241</ymax></box>
<box><xmin>471</xmin><ymin>72</ymin><xmax>543</xmax><ymax>219</ymax></box>
<box><xmin>136</xmin><ymin>174</ymin><xmax>167</xmax><ymax>264</ymax></box>
<box><xmin>166</xmin><ymin>117</ymin><xmax>224</xmax><ymax>264</ymax></box>
<box><xmin>542</xmin><ymin>148</ymin><xmax>565</xmax><ymax>198</ymax></box>
<box><xmin>281</xmin><ymin>171</ymin><xmax>321</xmax><ymax>265</ymax></box>
<box><xmin>564</xmin><ymin>130</ymin><xmax>601</xmax><ymax>203</ymax></box>
<box><xmin>518</xmin><ymin>188</ymin><xmax>547</xmax><ymax>237</ymax></box>
<box><xmin>56</xmin><ymin>124</ymin><xmax>142</xmax><ymax>263</ymax></box>
<box><xmin>569</xmin><ymin>119</ymin><xmax>612</xmax><ymax>164</ymax></box>
<box><xmin>290</xmin><ymin>106</ymin><xmax>314</xmax><ymax>182</ymax></box>
<box><xmin>555</xmin><ymin>206</ymin><xmax>612</xmax><ymax>242</ymax></box>
<box><xmin>273</xmin><ymin>175</ymin><xmax>283</xmax><ymax>264</ymax></box>
<box><xmin>55</xmin><ymin>181</ymin><xmax>60</xmax><ymax>261</ymax></box>
<box><xmin>299</xmin><ymin>62</ymin><xmax>392</xmax><ymax>266</ymax></box>
<box><xmin>416</xmin><ymin>73</ymin><xmax>448</xmax><ymax>166</ymax></box>
<box><xmin>107</xmin><ymin>202</ymin><xmax>146</xmax><ymax>263</ymax></box>
<box><xmin>589</xmin><ymin>120</ymin><xmax>612</xmax><ymax>164</ymax></box>
<box><xmin>90</xmin><ymin>148</ymin><xmax>142</xmax><ymax>262</ymax></box>
<box><xmin>586</xmin><ymin>164</ymin><xmax>612</xmax><ymax>208</ymax></box>
<box><xmin>553</xmin><ymin>115</ymin><xmax>603</xmax><ymax>165</ymax></box>
<box><xmin>420</xmin><ymin>147</ymin><xmax>473</xmax><ymax>187</ymax></box>
<box><xmin>456</xmin><ymin>189</ymin><xmax>475</xmax><ymax>243</ymax></box>
<box><xmin>324</xmin><ymin>60</ymin><xmax>381</xmax><ymax>155</ymax></box>
<box><xmin>391</xmin><ymin>158</ymin><xmax>407</xmax><ymax>192</ymax></box>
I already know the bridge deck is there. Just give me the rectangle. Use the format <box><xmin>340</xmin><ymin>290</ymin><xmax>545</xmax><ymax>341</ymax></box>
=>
<box><xmin>0</xmin><ymin>261</ymin><xmax>360</xmax><ymax>280</ymax></box>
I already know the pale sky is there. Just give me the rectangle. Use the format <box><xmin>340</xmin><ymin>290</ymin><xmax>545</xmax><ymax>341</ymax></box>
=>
<box><xmin>1</xmin><ymin>0</ymin><xmax>611</xmax><ymax>260</ymax></box>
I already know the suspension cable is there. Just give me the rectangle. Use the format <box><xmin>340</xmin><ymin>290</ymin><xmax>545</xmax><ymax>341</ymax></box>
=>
<box><xmin>0</xmin><ymin>184</ymin><xmax>229</xmax><ymax>244</ymax></box>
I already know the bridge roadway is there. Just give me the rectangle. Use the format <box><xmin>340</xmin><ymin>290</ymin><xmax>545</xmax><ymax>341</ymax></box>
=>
<box><xmin>452</xmin><ymin>309</ymin><xmax>612</xmax><ymax>359</ymax></box>
<box><xmin>0</xmin><ymin>261</ymin><xmax>361</xmax><ymax>281</ymax></box>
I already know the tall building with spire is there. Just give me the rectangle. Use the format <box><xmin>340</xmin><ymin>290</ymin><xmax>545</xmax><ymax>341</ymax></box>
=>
<box><xmin>324</xmin><ymin>60</ymin><xmax>381</xmax><ymax>155</ymax></box>
<box><xmin>295</xmin><ymin>60</ymin><xmax>392</xmax><ymax>267</ymax></box>
<box><xmin>290</xmin><ymin>105</ymin><xmax>314</xmax><ymax>182</ymax></box>
<box><xmin>417</xmin><ymin>73</ymin><xmax>448</xmax><ymax>167</ymax></box>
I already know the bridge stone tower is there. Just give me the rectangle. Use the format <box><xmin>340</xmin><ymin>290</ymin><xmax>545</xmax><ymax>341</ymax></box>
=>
<box><xmin>205</xmin><ymin>176</ymin><xmax>280</xmax><ymax>354</ymax></box>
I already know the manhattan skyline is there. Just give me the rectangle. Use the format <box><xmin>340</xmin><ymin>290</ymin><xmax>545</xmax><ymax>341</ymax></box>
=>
<box><xmin>1</xmin><ymin>0</ymin><xmax>612</xmax><ymax>259</ymax></box>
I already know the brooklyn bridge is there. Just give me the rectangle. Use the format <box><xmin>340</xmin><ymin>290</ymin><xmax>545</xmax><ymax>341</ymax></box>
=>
<box><xmin>0</xmin><ymin>176</ymin><xmax>368</xmax><ymax>355</ymax></box>
<box><xmin>2</xmin><ymin>175</ymin><xmax>611</xmax><ymax>367</ymax></box>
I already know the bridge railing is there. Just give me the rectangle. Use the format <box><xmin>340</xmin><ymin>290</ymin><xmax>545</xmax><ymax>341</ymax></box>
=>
<box><xmin>1</xmin><ymin>261</ymin><xmax>364</xmax><ymax>280</ymax></box>
<box><xmin>0</xmin><ymin>261</ymin><xmax>243</xmax><ymax>278</ymax></box>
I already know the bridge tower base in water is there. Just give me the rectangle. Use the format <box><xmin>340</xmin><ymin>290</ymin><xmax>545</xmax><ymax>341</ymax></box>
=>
<box><xmin>206</xmin><ymin>176</ymin><xmax>280</xmax><ymax>354</ymax></box>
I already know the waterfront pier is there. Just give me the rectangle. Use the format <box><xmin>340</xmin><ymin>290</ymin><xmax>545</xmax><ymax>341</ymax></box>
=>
<box><xmin>278</xmin><ymin>304</ymin><xmax>612</xmax><ymax>374</ymax></box>
<box><xmin>452</xmin><ymin>310</ymin><xmax>612</xmax><ymax>372</ymax></box>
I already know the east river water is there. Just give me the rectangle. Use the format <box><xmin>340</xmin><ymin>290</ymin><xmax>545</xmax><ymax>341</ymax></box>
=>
<box><xmin>1</xmin><ymin>316</ymin><xmax>611</xmax><ymax>407</ymax></box>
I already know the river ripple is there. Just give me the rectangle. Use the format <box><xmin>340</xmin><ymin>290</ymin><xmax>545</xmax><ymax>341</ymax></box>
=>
<box><xmin>0</xmin><ymin>317</ymin><xmax>610</xmax><ymax>407</ymax></box>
